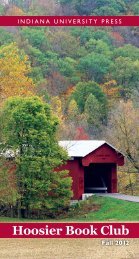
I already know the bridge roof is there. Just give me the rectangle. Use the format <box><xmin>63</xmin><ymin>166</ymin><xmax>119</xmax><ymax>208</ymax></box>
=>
<box><xmin>59</xmin><ymin>140</ymin><xmax>124</xmax><ymax>158</ymax></box>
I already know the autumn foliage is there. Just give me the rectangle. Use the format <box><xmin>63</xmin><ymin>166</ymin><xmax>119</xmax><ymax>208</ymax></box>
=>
<box><xmin>74</xmin><ymin>127</ymin><xmax>89</xmax><ymax>140</ymax></box>
<box><xmin>0</xmin><ymin>43</ymin><xmax>34</xmax><ymax>104</ymax></box>
<box><xmin>0</xmin><ymin>160</ymin><xmax>18</xmax><ymax>206</ymax></box>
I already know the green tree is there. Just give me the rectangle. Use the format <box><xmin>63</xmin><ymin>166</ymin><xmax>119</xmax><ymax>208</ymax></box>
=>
<box><xmin>0</xmin><ymin>3</ymin><xmax>4</xmax><ymax>15</ymax></box>
<box><xmin>57</xmin><ymin>57</ymin><xmax>77</xmax><ymax>78</ymax></box>
<box><xmin>131</xmin><ymin>2</ymin><xmax>139</xmax><ymax>15</ymax></box>
<box><xmin>84</xmin><ymin>93</ymin><xmax>101</xmax><ymax>128</ymax></box>
<box><xmin>113</xmin><ymin>44</ymin><xmax>139</xmax><ymax>61</ymax></box>
<box><xmin>71</xmin><ymin>28</ymin><xmax>112</xmax><ymax>46</ymax></box>
<box><xmin>110</xmin><ymin>57</ymin><xmax>139</xmax><ymax>96</ymax></box>
<box><xmin>71</xmin><ymin>81</ymin><xmax>108</xmax><ymax>118</ymax></box>
<box><xmin>94</xmin><ymin>6</ymin><xmax>119</xmax><ymax>15</ymax></box>
<box><xmin>26</xmin><ymin>46</ymin><xmax>49</xmax><ymax>80</ymax></box>
<box><xmin>1</xmin><ymin>96</ymin><xmax>72</xmax><ymax>218</ymax></box>
<box><xmin>78</xmin><ymin>52</ymin><xmax>111</xmax><ymax>82</ymax></box>
<box><xmin>0</xmin><ymin>28</ymin><xmax>14</xmax><ymax>46</ymax></box>
<box><xmin>59</xmin><ymin>0</ymin><xmax>127</xmax><ymax>15</ymax></box>
<box><xmin>21</xmin><ymin>27</ymin><xmax>50</xmax><ymax>51</ymax></box>
<box><xmin>85</xmin><ymin>39</ymin><xmax>112</xmax><ymax>56</ymax></box>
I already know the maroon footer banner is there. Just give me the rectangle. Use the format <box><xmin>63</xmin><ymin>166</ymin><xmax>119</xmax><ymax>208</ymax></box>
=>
<box><xmin>0</xmin><ymin>16</ymin><xmax>139</xmax><ymax>26</ymax></box>
<box><xmin>0</xmin><ymin>223</ymin><xmax>138</xmax><ymax>238</ymax></box>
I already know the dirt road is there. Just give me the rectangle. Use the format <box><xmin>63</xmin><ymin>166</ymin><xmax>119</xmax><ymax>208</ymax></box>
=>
<box><xmin>0</xmin><ymin>238</ymin><xmax>138</xmax><ymax>259</ymax></box>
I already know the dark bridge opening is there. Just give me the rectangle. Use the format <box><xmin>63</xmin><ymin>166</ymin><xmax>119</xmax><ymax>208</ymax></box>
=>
<box><xmin>84</xmin><ymin>163</ymin><xmax>112</xmax><ymax>193</ymax></box>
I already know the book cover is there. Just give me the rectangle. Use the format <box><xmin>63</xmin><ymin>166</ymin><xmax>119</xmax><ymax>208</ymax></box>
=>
<box><xmin>0</xmin><ymin>1</ymin><xmax>139</xmax><ymax>259</ymax></box>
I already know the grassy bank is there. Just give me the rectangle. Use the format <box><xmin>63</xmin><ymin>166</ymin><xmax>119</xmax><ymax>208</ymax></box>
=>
<box><xmin>0</xmin><ymin>196</ymin><xmax>139</xmax><ymax>222</ymax></box>
<box><xmin>76</xmin><ymin>196</ymin><xmax>139</xmax><ymax>221</ymax></box>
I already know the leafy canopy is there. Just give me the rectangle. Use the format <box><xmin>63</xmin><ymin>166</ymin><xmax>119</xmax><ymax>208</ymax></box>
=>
<box><xmin>1</xmin><ymin>96</ymin><xmax>72</xmax><ymax>214</ymax></box>
<box><xmin>0</xmin><ymin>43</ymin><xmax>34</xmax><ymax>103</ymax></box>
<box><xmin>71</xmin><ymin>81</ymin><xmax>108</xmax><ymax>117</ymax></box>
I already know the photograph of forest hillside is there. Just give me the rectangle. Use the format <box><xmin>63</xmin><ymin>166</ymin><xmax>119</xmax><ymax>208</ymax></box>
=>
<box><xmin>0</xmin><ymin>0</ymin><xmax>139</xmax><ymax>220</ymax></box>
<box><xmin>1</xmin><ymin>0</ymin><xmax>139</xmax><ymax>16</ymax></box>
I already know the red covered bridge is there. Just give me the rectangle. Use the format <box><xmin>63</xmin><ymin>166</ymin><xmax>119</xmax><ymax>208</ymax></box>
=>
<box><xmin>58</xmin><ymin>141</ymin><xmax>125</xmax><ymax>200</ymax></box>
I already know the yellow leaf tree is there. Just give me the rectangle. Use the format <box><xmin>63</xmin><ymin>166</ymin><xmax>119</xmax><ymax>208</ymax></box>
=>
<box><xmin>67</xmin><ymin>99</ymin><xmax>79</xmax><ymax>121</ymax></box>
<box><xmin>106</xmin><ymin>100</ymin><xmax>139</xmax><ymax>174</ymax></box>
<box><xmin>51</xmin><ymin>96</ymin><xmax>63</xmax><ymax>122</ymax></box>
<box><xmin>0</xmin><ymin>42</ymin><xmax>34</xmax><ymax>104</ymax></box>
<box><xmin>5</xmin><ymin>5</ymin><xmax>25</xmax><ymax>16</ymax></box>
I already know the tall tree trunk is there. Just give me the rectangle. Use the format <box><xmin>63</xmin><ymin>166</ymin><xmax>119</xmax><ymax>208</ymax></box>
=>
<box><xmin>17</xmin><ymin>200</ymin><xmax>21</xmax><ymax>218</ymax></box>
<box><xmin>10</xmin><ymin>205</ymin><xmax>14</xmax><ymax>218</ymax></box>
<box><xmin>127</xmin><ymin>167</ymin><xmax>134</xmax><ymax>195</ymax></box>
